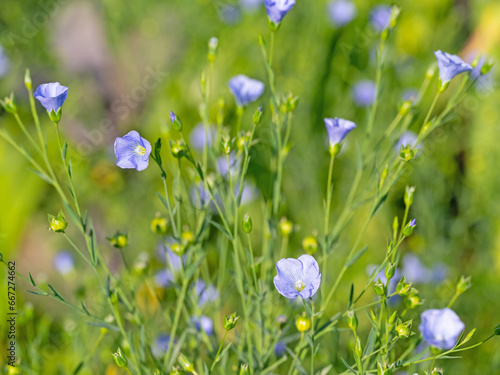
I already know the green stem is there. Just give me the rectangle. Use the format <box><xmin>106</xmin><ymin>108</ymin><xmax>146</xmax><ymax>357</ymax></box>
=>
<box><xmin>210</xmin><ymin>330</ymin><xmax>228</xmax><ymax>373</ymax></box>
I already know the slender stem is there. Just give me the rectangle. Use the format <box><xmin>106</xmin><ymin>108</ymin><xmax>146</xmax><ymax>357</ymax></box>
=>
<box><xmin>210</xmin><ymin>330</ymin><xmax>229</xmax><ymax>373</ymax></box>
<box><xmin>163</xmin><ymin>177</ymin><xmax>178</xmax><ymax>236</ymax></box>
<box><xmin>287</xmin><ymin>332</ymin><xmax>304</xmax><ymax>375</ymax></box>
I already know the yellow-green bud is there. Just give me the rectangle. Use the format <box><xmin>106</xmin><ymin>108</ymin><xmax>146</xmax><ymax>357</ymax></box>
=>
<box><xmin>385</xmin><ymin>262</ymin><xmax>396</xmax><ymax>280</ymax></box>
<box><xmin>286</xmin><ymin>94</ymin><xmax>299</xmax><ymax>112</ymax></box>
<box><xmin>296</xmin><ymin>314</ymin><xmax>311</xmax><ymax>332</ymax></box>
<box><xmin>221</xmin><ymin>134</ymin><xmax>231</xmax><ymax>154</ymax></box>
<box><xmin>279</xmin><ymin>217</ymin><xmax>293</xmax><ymax>237</ymax></box>
<box><xmin>456</xmin><ymin>275</ymin><xmax>472</xmax><ymax>294</ymax></box>
<box><xmin>48</xmin><ymin>211</ymin><xmax>68</xmax><ymax>232</ymax></box>
<box><xmin>181</xmin><ymin>231</ymin><xmax>195</xmax><ymax>245</ymax></box>
<box><xmin>405</xmin><ymin>293</ymin><xmax>422</xmax><ymax>309</ymax></box>
<box><xmin>0</xmin><ymin>93</ymin><xmax>17</xmax><ymax>114</ymax></box>
<box><xmin>207</xmin><ymin>37</ymin><xmax>218</xmax><ymax>63</ymax></box>
<box><xmin>389</xmin><ymin>5</ymin><xmax>401</xmax><ymax>29</ymax></box>
<box><xmin>354</xmin><ymin>336</ymin><xmax>363</xmax><ymax>358</ymax></box>
<box><xmin>239</xmin><ymin>364</ymin><xmax>249</xmax><ymax>375</ymax></box>
<box><xmin>426</xmin><ymin>66</ymin><xmax>436</xmax><ymax>79</ymax></box>
<box><xmin>151</xmin><ymin>216</ymin><xmax>168</xmax><ymax>234</ymax></box>
<box><xmin>242</xmin><ymin>214</ymin><xmax>253</xmax><ymax>233</ymax></box>
<box><xmin>398</xmin><ymin>100</ymin><xmax>412</xmax><ymax>116</ymax></box>
<box><xmin>24</xmin><ymin>69</ymin><xmax>32</xmax><ymax>91</ymax></box>
<box><xmin>170</xmin><ymin>367</ymin><xmax>184</xmax><ymax>375</ymax></box>
<box><xmin>396</xmin><ymin>321</ymin><xmax>412</xmax><ymax>338</ymax></box>
<box><xmin>170</xmin><ymin>140</ymin><xmax>187</xmax><ymax>158</ymax></box>
<box><xmin>108</xmin><ymin>232</ymin><xmax>128</xmax><ymax>248</ymax></box>
<box><xmin>302</xmin><ymin>236</ymin><xmax>318</xmax><ymax>254</ymax></box>
<box><xmin>178</xmin><ymin>353</ymin><xmax>194</xmax><ymax>373</ymax></box>
<box><xmin>480</xmin><ymin>58</ymin><xmax>495</xmax><ymax>75</ymax></box>
<box><xmin>111</xmin><ymin>347</ymin><xmax>128</xmax><ymax>368</ymax></box>
<box><xmin>171</xmin><ymin>243</ymin><xmax>186</xmax><ymax>256</ymax></box>
<box><xmin>347</xmin><ymin>310</ymin><xmax>358</xmax><ymax>332</ymax></box>
<box><xmin>396</xmin><ymin>277</ymin><xmax>412</xmax><ymax>295</ymax></box>
<box><xmin>404</xmin><ymin>186</ymin><xmax>415</xmax><ymax>207</ymax></box>
<box><xmin>224</xmin><ymin>312</ymin><xmax>240</xmax><ymax>331</ymax></box>
<box><xmin>430</xmin><ymin>368</ymin><xmax>443</xmax><ymax>375</ymax></box>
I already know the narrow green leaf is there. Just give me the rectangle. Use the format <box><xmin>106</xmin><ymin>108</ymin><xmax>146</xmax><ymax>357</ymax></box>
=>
<box><xmin>29</xmin><ymin>272</ymin><xmax>36</xmax><ymax>286</ymax></box>
<box><xmin>81</xmin><ymin>301</ymin><xmax>90</xmax><ymax>316</ymax></box>
<box><xmin>48</xmin><ymin>284</ymin><xmax>66</xmax><ymax>301</ymax></box>
<box><xmin>25</xmin><ymin>289</ymin><xmax>48</xmax><ymax>296</ymax></box>
<box><xmin>346</xmin><ymin>245</ymin><xmax>368</xmax><ymax>268</ymax></box>
<box><xmin>209</xmin><ymin>220</ymin><xmax>232</xmax><ymax>240</ymax></box>
<box><xmin>62</xmin><ymin>142</ymin><xmax>68</xmax><ymax>161</ymax></box>
<box><xmin>87</xmin><ymin>321</ymin><xmax>120</xmax><ymax>332</ymax></box>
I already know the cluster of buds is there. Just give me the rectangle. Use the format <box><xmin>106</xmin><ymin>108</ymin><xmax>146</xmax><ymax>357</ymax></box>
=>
<box><xmin>395</xmin><ymin>318</ymin><xmax>413</xmax><ymax>339</ymax></box>
<box><xmin>0</xmin><ymin>93</ymin><xmax>17</xmax><ymax>114</ymax></box>
<box><xmin>221</xmin><ymin>134</ymin><xmax>232</xmax><ymax>155</ymax></box>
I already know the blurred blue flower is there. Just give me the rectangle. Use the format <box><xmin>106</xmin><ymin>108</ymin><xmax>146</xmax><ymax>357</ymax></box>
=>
<box><xmin>402</xmin><ymin>253</ymin><xmax>447</xmax><ymax>284</ymax></box>
<box><xmin>434</xmin><ymin>51</ymin><xmax>472</xmax><ymax>85</ymax></box>
<box><xmin>152</xmin><ymin>334</ymin><xmax>173</xmax><ymax>358</ymax></box>
<box><xmin>189</xmin><ymin>123</ymin><xmax>217</xmax><ymax>152</ymax></box>
<box><xmin>324</xmin><ymin>117</ymin><xmax>356</xmax><ymax>147</ymax></box>
<box><xmin>154</xmin><ymin>269</ymin><xmax>175</xmax><ymax>288</ymax></box>
<box><xmin>274</xmin><ymin>341</ymin><xmax>287</xmax><ymax>356</ymax></box>
<box><xmin>419</xmin><ymin>308</ymin><xmax>465</xmax><ymax>349</ymax></box>
<box><xmin>114</xmin><ymin>130</ymin><xmax>152</xmax><ymax>171</ymax></box>
<box><xmin>192</xmin><ymin>315</ymin><xmax>214</xmax><ymax>335</ymax></box>
<box><xmin>0</xmin><ymin>45</ymin><xmax>10</xmax><ymax>77</ymax></box>
<box><xmin>369</xmin><ymin>5</ymin><xmax>391</xmax><ymax>32</ymax></box>
<box><xmin>402</xmin><ymin>88</ymin><xmax>418</xmax><ymax>103</ymax></box>
<box><xmin>216</xmin><ymin>152</ymin><xmax>241</xmax><ymax>177</ymax></box>
<box><xmin>195</xmin><ymin>280</ymin><xmax>219</xmax><ymax>307</ymax></box>
<box><xmin>395</xmin><ymin>131</ymin><xmax>419</xmax><ymax>151</ymax></box>
<box><xmin>34</xmin><ymin>82</ymin><xmax>69</xmax><ymax>114</ymax></box>
<box><xmin>219</xmin><ymin>5</ymin><xmax>241</xmax><ymax>24</ymax></box>
<box><xmin>264</xmin><ymin>0</ymin><xmax>296</xmax><ymax>24</ymax></box>
<box><xmin>228</xmin><ymin>75</ymin><xmax>265</xmax><ymax>107</ymax></box>
<box><xmin>157</xmin><ymin>241</ymin><xmax>185</xmax><ymax>274</ymax></box>
<box><xmin>54</xmin><ymin>251</ymin><xmax>74</xmax><ymax>275</ymax></box>
<box><xmin>352</xmin><ymin>80</ymin><xmax>376</xmax><ymax>107</ymax></box>
<box><xmin>234</xmin><ymin>182</ymin><xmax>259</xmax><ymax>205</ymax></box>
<box><xmin>274</xmin><ymin>254</ymin><xmax>321</xmax><ymax>299</ymax></box>
<box><xmin>327</xmin><ymin>0</ymin><xmax>356</xmax><ymax>28</ymax></box>
<box><xmin>190</xmin><ymin>183</ymin><xmax>213</xmax><ymax>210</ymax></box>
<box><xmin>241</xmin><ymin>0</ymin><xmax>261</xmax><ymax>12</ymax></box>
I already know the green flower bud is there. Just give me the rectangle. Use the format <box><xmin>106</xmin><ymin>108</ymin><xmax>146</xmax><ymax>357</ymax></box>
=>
<box><xmin>178</xmin><ymin>353</ymin><xmax>194</xmax><ymax>373</ymax></box>
<box><xmin>396</xmin><ymin>277</ymin><xmax>412</xmax><ymax>295</ymax></box>
<box><xmin>400</xmin><ymin>145</ymin><xmax>416</xmax><ymax>161</ymax></box>
<box><xmin>170</xmin><ymin>140</ymin><xmax>187</xmax><ymax>159</ymax></box>
<box><xmin>170</xmin><ymin>367</ymin><xmax>184</xmax><ymax>375</ymax></box>
<box><xmin>347</xmin><ymin>310</ymin><xmax>358</xmax><ymax>332</ymax></box>
<box><xmin>111</xmin><ymin>347</ymin><xmax>128</xmax><ymax>368</ymax></box>
<box><xmin>224</xmin><ymin>312</ymin><xmax>239</xmax><ymax>331</ymax></box>
<box><xmin>456</xmin><ymin>275</ymin><xmax>472</xmax><ymax>294</ymax></box>
<box><xmin>49</xmin><ymin>109</ymin><xmax>62</xmax><ymax>124</ymax></box>
<box><xmin>430</xmin><ymin>368</ymin><xmax>443</xmax><ymax>375</ymax></box>
<box><xmin>151</xmin><ymin>215</ymin><xmax>168</xmax><ymax>234</ymax></box>
<box><xmin>221</xmin><ymin>134</ymin><xmax>231</xmax><ymax>154</ymax></box>
<box><xmin>253</xmin><ymin>106</ymin><xmax>263</xmax><ymax>125</ymax></box>
<box><xmin>171</xmin><ymin>242</ymin><xmax>186</xmax><ymax>256</ymax></box>
<box><xmin>385</xmin><ymin>262</ymin><xmax>396</xmax><ymax>280</ymax></box>
<box><xmin>396</xmin><ymin>321</ymin><xmax>412</xmax><ymax>338</ymax></box>
<box><xmin>181</xmin><ymin>230</ymin><xmax>195</xmax><ymax>246</ymax></box>
<box><xmin>239</xmin><ymin>364</ymin><xmax>249</xmax><ymax>375</ymax></box>
<box><xmin>242</xmin><ymin>214</ymin><xmax>253</xmax><ymax>233</ymax></box>
<box><xmin>392</xmin><ymin>216</ymin><xmax>399</xmax><ymax>238</ymax></box>
<box><xmin>286</xmin><ymin>93</ymin><xmax>299</xmax><ymax>112</ymax></box>
<box><xmin>296</xmin><ymin>314</ymin><xmax>311</xmax><ymax>332</ymax></box>
<box><xmin>403</xmin><ymin>219</ymin><xmax>416</xmax><ymax>237</ymax></box>
<box><xmin>48</xmin><ymin>211</ymin><xmax>68</xmax><ymax>232</ymax></box>
<box><xmin>0</xmin><ymin>93</ymin><xmax>17</xmax><ymax>114</ymax></box>
<box><xmin>480</xmin><ymin>58</ymin><xmax>495</xmax><ymax>75</ymax></box>
<box><xmin>404</xmin><ymin>293</ymin><xmax>422</xmax><ymax>309</ymax></box>
<box><xmin>377</xmin><ymin>361</ymin><xmax>389</xmax><ymax>375</ymax></box>
<box><xmin>279</xmin><ymin>217</ymin><xmax>293</xmax><ymax>237</ymax></box>
<box><xmin>207</xmin><ymin>37</ymin><xmax>218</xmax><ymax>63</ymax></box>
<box><xmin>426</xmin><ymin>65</ymin><xmax>436</xmax><ymax>79</ymax></box>
<box><xmin>389</xmin><ymin>5</ymin><xmax>401</xmax><ymax>29</ymax></box>
<box><xmin>302</xmin><ymin>236</ymin><xmax>318</xmax><ymax>254</ymax></box>
<box><xmin>354</xmin><ymin>336</ymin><xmax>363</xmax><ymax>358</ymax></box>
<box><xmin>494</xmin><ymin>324</ymin><xmax>500</xmax><ymax>336</ymax></box>
<box><xmin>108</xmin><ymin>232</ymin><xmax>128</xmax><ymax>248</ymax></box>
<box><xmin>373</xmin><ymin>279</ymin><xmax>386</xmax><ymax>296</ymax></box>
<box><xmin>404</xmin><ymin>186</ymin><xmax>415</xmax><ymax>207</ymax></box>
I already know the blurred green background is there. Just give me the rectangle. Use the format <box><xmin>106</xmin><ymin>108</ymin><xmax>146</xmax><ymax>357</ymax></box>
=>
<box><xmin>1</xmin><ymin>0</ymin><xmax>500</xmax><ymax>373</ymax></box>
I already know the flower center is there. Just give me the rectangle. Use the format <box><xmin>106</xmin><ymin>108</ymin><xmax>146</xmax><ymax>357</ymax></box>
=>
<box><xmin>135</xmin><ymin>144</ymin><xmax>146</xmax><ymax>156</ymax></box>
<box><xmin>295</xmin><ymin>280</ymin><xmax>306</xmax><ymax>292</ymax></box>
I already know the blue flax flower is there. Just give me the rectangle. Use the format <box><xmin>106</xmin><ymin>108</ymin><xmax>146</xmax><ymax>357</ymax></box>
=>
<box><xmin>274</xmin><ymin>254</ymin><xmax>321</xmax><ymax>299</ymax></box>
<box><xmin>152</xmin><ymin>334</ymin><xmax>173</xmax><ymax>358</ymax></box>
<box><xmin>34</xmin><ymin>82</ymin><xmax>69</xmax><ymax>114</ymax></box>
<box><xmin>352</xmin><ymin>80</ymin><xmax>376</xmax><ymax>107</ymax></box>
<box><xmin>419</xmin><ymin>308</ymin><xmax>465</xmax><ymax>349</ymax></box>
<box><xmin>327</xmin><ymin>0</ymin><xmax>356</xmax><ymax>28</ymax></box>
<box><xmin>154</xmin><ymin>270</ymin><xmax>174</xmax><ymax>288</ymax></box>
<box><xmin>195</xmin><ymin>280</ymin><xmax>219</xmax><ymax>307</ymax></box>
<box><xmin>434</xmin><ymin>51</ymin><xmax>473</xmax><ymax>86</ymax></box>
<box><xmin>0</xmin><ymin>45</ymin><xmax>10</xmax><ymax>77</ymax></box>
<box><xmin>264</xmin><ymin>0</ymin><xmax>296</xmax><ymax>24</ymax></box>
<box><xmin>228</xmin><ymin>75</ymin><xmax>264</xmax><ymax>107</ymax></box>
<box><xmin>192</xmin><ymin>315</ymin><xmax>214</xmax><ymax>335</ymax></box>
<box><xmin>54</xmin><ymin>251</ymin><xmax>74</xmax><ymax>275</ymax></box>
<box><xmin>114</xmin><ymin>130</ymin><xmax>152</xmax><ymax>171</ymax></box>
<box><xmin>324</xmin><ymin>117</ymin><xmax>356</xmax><ymax>147</ymax></box>
<box><xmin>189</xmin><ymin>123</ymin><xmax>217</xmax><ymax>152</ymax></box>
<box><xmin>369</xmin><ymin>5</ymin><xmax>391</xmax><ymax>32</ymax></box>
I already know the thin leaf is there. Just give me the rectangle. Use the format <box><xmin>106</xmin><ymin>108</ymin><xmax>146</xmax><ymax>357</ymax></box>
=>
<box><xmin>29</xmin><ymin>272</ymin><xmax>36</xmax><ymax>286</ymax></box>
<box><xmin>62</xmin><ymin>142</ymin><xmax>68</xmax><ymax>161</ymax></box>
<box><xmin>48</xmin><ymin>284</ymin><xmax>66</xmax><ymax>301</ymax></box>
<box><xmin>346</xmin><ymin>245</ymin><xmax>368</xmax><ymax>268</ymax></box>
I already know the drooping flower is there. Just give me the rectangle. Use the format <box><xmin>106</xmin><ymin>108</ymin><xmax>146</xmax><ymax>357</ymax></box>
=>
<box><xmin>189</xmin><ymin>123</ymin><xmax>217</xmax><ymax>152</ymax></box>
<box><xmin>195</xmin><ymin>280</ymin><xmax>219</xmax><ymax>307</ymax></box>
<box><xmin>34</xmin><ymin>82</ymin><xmax>69</xmax><ymax>114</ymax></box>
<box><xmin>324</xmin><ymin>117</ymin><xmax>356</xmax><ymax>147</ymax></box>
<box><xmin>264</xmin><ymin>0</ymin><xmax>296</xmax><ymax>24</ymax></box>
<box><xmin>54</xmin><ymin>251</ymin><xmax>74</xmax><ymax>275</ymax></box>
<box><xmin>352</xmin><ymin>80</ymin><xmax>377</xmax><ymax>107</ymax></box>
<box><xmin>228</xmin><ymin>75</ymin><xmax>265</xmax><ymax>107</ymax></box>
<box><xmin>192</xmin><ymin>315</ymin><xmax>214</xmax><ymax>335</ymax></box>
<box><xmin>419</xmin><ymin>308</ymin><xmax>465</xmax><ymax>349</ymax></box>
<box><xmin>327</xmin><ymin>0</ymin><xmax>356</xmax><ymax>28</ymax></box>
<box><xmin>434</xmin><ymin>51</ymin><xmax>473</xmax><ymax>86</ymax></box>
<box><xmin>369</xmin><ymin>5</ymin><xmax>392</xmax><ymax>32</ymax></box>
<box><xmin>114</xmin><ymin>130</ymin><xmax>152</xmax><ymax>171</ymax></box>
<box><xmin>274</xmin><ymin>254</ymin><xmax>321</xmax><ymax>299</ymax></box>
